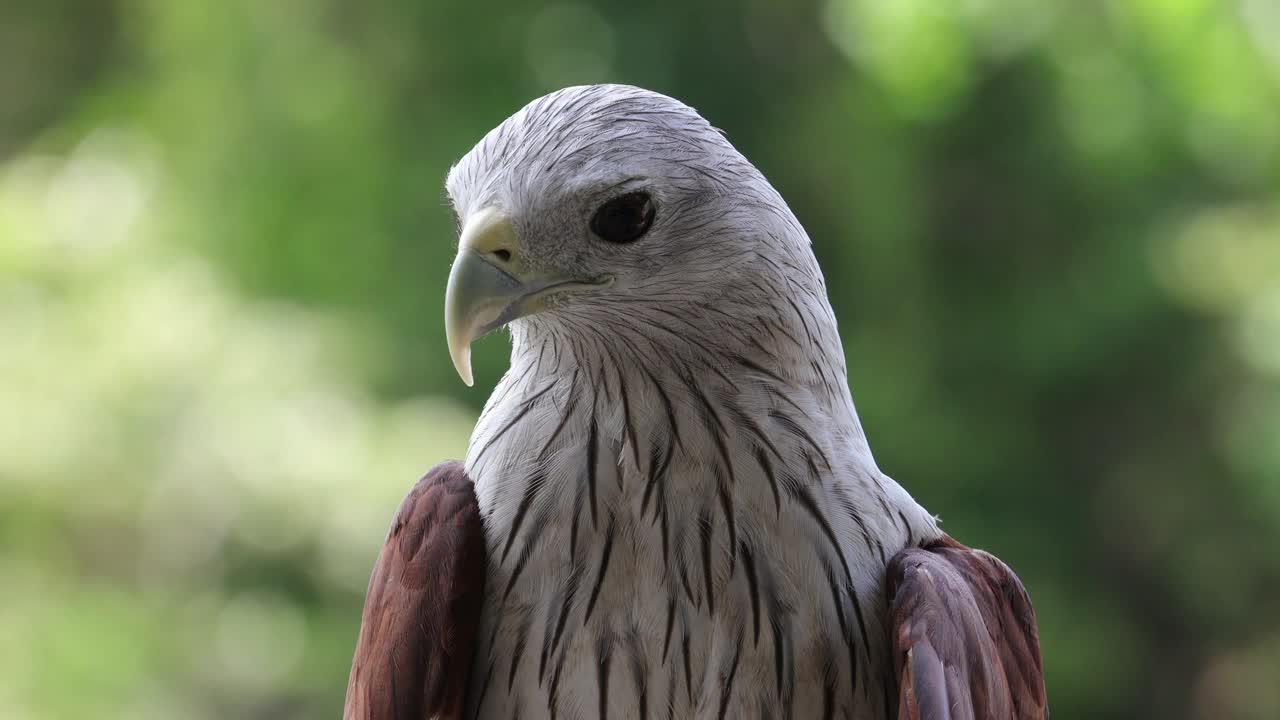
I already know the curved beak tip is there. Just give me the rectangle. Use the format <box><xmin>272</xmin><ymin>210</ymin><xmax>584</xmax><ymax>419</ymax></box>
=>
<box><xmin>444</xmin><ymin>267</ymin><xmax>482</xmax><ymax>387</ymax></box>
<box><xmin>451</xmin><ymin>344</ymin><xmax>475</xmax><ymax>387</ymax></box>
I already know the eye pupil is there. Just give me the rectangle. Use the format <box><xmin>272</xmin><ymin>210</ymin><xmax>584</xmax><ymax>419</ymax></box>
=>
<box><xmin>591</xmin><ymin>192</ymin><xmax>655</xmax><ymax>244</ymax></box>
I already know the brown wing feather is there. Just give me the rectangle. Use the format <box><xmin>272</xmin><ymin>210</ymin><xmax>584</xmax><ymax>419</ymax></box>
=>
<box><xmin>344</xmin><ymin>461</ymin><xmax>487</xmax><ymax>720</ymax></box>
<box><xmin>888</xmin><ymin>535</ymin><xmax>1047</xmax><ymax>720</ymax></box>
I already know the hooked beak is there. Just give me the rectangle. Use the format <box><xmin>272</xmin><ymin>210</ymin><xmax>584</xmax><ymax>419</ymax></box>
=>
<box><xmin>445</xmin><ymin>206</ymin><xmax>612</xmax><ymax>386</ymax></box>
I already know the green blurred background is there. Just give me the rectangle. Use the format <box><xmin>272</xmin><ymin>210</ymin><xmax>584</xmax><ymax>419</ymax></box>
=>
<box><xmin>2</xmin><ymin>0</ymin><xmax>1279</xmax><ymax>718</ymax></box>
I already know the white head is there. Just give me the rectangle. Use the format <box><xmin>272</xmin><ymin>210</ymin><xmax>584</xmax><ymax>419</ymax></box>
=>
<box><xmin>444</xmin><ymin>84</ymin><xmax>843</xmax><ymax>406</ymax></box>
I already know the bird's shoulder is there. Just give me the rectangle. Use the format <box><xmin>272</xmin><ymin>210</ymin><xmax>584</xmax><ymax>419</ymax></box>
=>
<box><xmin>887</xmin><ymin>535</ymin><xmax>1047</xmax><ymax>720</ymax></box>
<box><xmin>344</xmin><ymin>460</ymin><xmax>487</xmax><ymax>720</ymax></box>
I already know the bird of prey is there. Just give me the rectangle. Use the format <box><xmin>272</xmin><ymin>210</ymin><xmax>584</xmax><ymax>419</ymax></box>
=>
<box><xmin>345</xmin><ymin>84</ymin><xmax>1046</xmax><ymax>720</ymax></box>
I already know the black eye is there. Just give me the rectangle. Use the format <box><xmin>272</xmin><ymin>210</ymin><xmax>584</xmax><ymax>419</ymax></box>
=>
<box><xmin>590</xmin><ymin>192</ymin><xmax>655</xmax><ymax>244</ymax></box>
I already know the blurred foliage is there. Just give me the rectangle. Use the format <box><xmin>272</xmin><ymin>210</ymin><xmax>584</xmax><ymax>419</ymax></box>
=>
<box><xmin>1</xmin><ymin>0</ymin><xmax>1278</xmax><ymax>718</ymax></box>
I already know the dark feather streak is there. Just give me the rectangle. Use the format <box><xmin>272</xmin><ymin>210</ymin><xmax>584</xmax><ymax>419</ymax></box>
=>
<box><xmin>740</xmin><ymin>541</ymin><xmax>761</xmax><ymax>646</ymax></box>
<box><xmin>584</xmin><ymin>512</ymin><xmax>617</xmax><ymax>623</ymax></box>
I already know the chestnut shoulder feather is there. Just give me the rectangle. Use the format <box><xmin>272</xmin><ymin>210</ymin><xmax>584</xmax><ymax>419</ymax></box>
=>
<box><xmin>888</xmin><ymin>535</ymin><xmax>1047</xmax><ymax>720</ymax></box>
<box><xmin>345</xmin><ymin>461</ymin><xmax>487</xmax><ymax>720</ymax></box>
